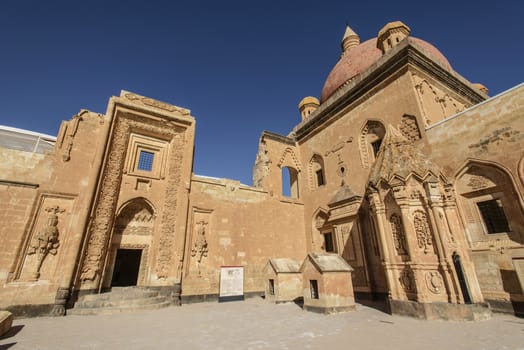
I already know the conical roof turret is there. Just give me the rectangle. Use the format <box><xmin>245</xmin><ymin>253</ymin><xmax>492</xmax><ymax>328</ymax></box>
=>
<box><xmin>341</xmin><ymin>25</ymin><xmax>360</xmax><ymax>54</ymax></box>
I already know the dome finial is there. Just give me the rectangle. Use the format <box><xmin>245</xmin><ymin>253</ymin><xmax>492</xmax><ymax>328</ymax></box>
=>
<box><xmin>341</xmin><ymin>24</ymin><xmax>360</xmax><ymax>54</ymax></box>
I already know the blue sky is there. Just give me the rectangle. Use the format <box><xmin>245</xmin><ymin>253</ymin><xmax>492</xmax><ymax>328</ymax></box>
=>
<box><xmin>1</xmin><ymin>0</ymin><xmax>522</xmax><ymax>185</ymax></box>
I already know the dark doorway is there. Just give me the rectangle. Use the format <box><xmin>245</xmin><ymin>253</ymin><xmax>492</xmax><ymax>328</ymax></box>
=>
<box><xmin>111</xmin><ymin>249</ymin><xmax>142</xmax><ymax>287</ymax></box>
<box><xmin>453</xmin><ymin>253</ymin><xmax>472</xmax><ymax>304</ymax></box>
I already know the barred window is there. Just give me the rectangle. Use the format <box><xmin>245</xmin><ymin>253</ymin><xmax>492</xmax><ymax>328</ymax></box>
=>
<box><xmin>137</xmin><ymin>150</ymin><xmax>154</xmax><ymax>172</ymax></box>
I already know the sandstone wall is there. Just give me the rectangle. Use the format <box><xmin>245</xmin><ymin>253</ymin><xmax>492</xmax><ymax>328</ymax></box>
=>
<box><xmin>182</xmin><ymin>176</ymin><xmax>307</xmax><ymax>298</ymax></box>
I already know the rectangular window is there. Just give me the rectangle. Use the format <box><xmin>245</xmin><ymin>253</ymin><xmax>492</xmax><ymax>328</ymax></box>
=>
<box><xmin>137</xmin><ymin>150</ymin><xmax>154</xmax><ymax>172</ymax></box>
<box><xmin>268</xmin><ymin>279</ymin><xmax>275</xmax><ymax>296</ymax></box>
<box><xmin>316</xmin><ymin>169</ymin><xmax>325</xmax><ymax>186</ymax></box>
<box><xmin>477</xmin><ymin>199</ymin><xmax>510</xmax><ymax>234</ymax></box>
<box><xmin>324</xmin><ymin>232</ymin><xmax>334</xmax><ymax>252</ymax></box>
<box><xmin>310</xmin><ymin>280</ymin><xmax>319</xmax><ymax>299</ymax></box>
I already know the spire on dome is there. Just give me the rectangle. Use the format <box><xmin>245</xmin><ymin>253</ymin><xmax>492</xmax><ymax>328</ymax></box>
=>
<box><xmin>341</xmin><ymin>25</ymin><xmax>360</xmax><ymax>54</ymax></box>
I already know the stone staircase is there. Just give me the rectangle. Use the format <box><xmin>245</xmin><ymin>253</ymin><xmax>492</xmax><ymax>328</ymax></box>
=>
<box><xmin>67</xmin><ymin>287</ymin><xmax>172</xmax><ymax>316</ymax></box>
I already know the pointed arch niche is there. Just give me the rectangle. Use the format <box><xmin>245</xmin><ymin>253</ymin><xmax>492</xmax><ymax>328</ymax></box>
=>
<box><xmin>278</xmin><ymin>147</ymin><xmax>301</xmax><ymax>199</ymax></box>
<box><xmin>455</xmin><ymin>161</ymin><xmax>524</xmax><ymax>244</ymax></box>
<box><xmin>102</xmin><ymin>198</ymin><xmax>156</xmax><ymax>288</ymax></box>
<box><xmin>309</xmin><ymin>154</ymin><xmax>326</xmax><ymax>190</ymax></box>
<box><xmin>359</xmin><ymin>120</ymin><xmax>386</xmax><ymax>168</ymax></box>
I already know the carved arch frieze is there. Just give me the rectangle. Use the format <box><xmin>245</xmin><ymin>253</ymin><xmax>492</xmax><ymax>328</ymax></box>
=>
<box><xmin>277</xmin><ymin>147</ymin><xmax>301</xmax><ymax>172</ymax></box>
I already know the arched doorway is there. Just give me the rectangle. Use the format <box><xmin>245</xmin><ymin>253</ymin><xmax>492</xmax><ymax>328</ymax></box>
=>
<box><xmin>103</xmin><ymin>198</ymin><xmax>155</xmax><ymax>288</ymax></box>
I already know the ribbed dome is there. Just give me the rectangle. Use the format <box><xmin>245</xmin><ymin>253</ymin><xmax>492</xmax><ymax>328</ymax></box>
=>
<box><xmin>320</xmin><ymin>37</ymin><xmax>452</xmax><ymax>102</ymax></box>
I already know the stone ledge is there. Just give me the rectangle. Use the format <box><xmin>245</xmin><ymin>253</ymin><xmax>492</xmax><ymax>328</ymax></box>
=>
<box><xmin>303</xmin><ymin>305</ymin><xmax>356</xmax><ymax>315</ymax></box>
<box><xmin>389</xmin><ymin>300</ymin><xmax>492</xmax><ymax>321</ymax></box>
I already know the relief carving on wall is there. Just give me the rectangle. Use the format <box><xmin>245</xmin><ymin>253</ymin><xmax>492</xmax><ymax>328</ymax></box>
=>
<box><xmin>390</xmin><ymin>214</ymin><xmax>408</xmax><ymax>256</ymax></box>
<box><xmin>191</xmin><ymin>220</ymin><xmax>209</xmax><ymax>263</ymax></box>
<box><xmin>413</xmin><ymin>75</ymin><xmax>466</xmax><ymax>126</ymax></box>
<box><xmin>156</xmin><ymin>133</ymin><xmax>185</xmax><ymax>278</ymax></box>
<box><xmin>123</xmin><ymin>92</ymin><xmax>191</xmax><ymax>115</ymax></box>
<box><xmin>413</xmin><ymin>210</ymin><xmax>433</xmax><ymax>254</ymax></box>
<box><xmin>80</xmin><ymin>114</ymin><xmax>185</xmax><ymax>283</ymax></box>
<box><xmin>468</xmin><ymin>127</ymin><xmax>522</xmax><ymax>155</ymax></box>
<box><xmin>424</xmin><ymin>271</ymin><xmax>444</xmax><ymax>294</ymax></box>
<box><xmin>399</xmin><ymin>268</ymin><xmax>415</xmax><ymax>293</ymax></box>
<box><xmin>398</xmin><ymin>115</ymin><xmax>421</xmax><ymax>142</ymax></box>
<box><xmin>27</xmin><ymin>205</ymin><xmax>65</xmax><ymax>280</ymax></box>
<box><xmin>277</xmin><ymin>147</ymin><xmax>302</xmax><ymax>171</ymax></box>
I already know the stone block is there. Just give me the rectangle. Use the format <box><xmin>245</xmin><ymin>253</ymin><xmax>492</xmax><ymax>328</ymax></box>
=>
<box><xmin>0</xmin><ymin>310</ymin><xmax>13</xmax><ymax>336</ymax></box>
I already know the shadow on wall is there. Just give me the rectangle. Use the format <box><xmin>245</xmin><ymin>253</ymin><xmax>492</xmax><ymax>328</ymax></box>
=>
<box><xmin>501</xmin><ymin>269</ymin><xmax>524</xmax><ymax>317</ymax></box>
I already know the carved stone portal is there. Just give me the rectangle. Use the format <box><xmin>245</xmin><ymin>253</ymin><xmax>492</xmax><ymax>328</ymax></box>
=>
<box><xmin>27</xmin><ymin>205</ymin><xmax>65</xmax><ymax>280</ymax></box>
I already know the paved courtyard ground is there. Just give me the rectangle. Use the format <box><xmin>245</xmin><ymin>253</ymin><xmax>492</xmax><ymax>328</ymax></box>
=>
<box><xmin>1</xmin><ymin>298</ymin><xmax>524</xmax><ymax>350</ymax></box>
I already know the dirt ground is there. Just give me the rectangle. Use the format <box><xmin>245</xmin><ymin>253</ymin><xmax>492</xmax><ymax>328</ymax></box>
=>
<box><xmin>1</xmin><ymin>298</ymin><xmax>524</xmax><ymax>350</ymax></box>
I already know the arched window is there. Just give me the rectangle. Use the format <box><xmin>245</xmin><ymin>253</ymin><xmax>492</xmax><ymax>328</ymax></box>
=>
<box><xmin>359</xmin><ymin>120</ymin><xmax>386</xmax><ymax>168</ymax></box>
<box><xmin>456</xmin><ymin>162</ymin><xmax>523</xmax><ymax>240</ymax></box>
<box><xmin>282</xmin><ymin>166</ymin><xmax>299</xmax><ymax>198</ymax></box>
<box><xmin>309</xmin><ymin>154</ymin><xmax>326</xmax><ymax>190</ymax></box>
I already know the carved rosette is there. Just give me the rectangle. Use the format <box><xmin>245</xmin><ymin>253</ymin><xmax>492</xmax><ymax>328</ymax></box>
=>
<box><xmin>80</xmin><ymin>114</ymin><xmax>185</xmax><ymax>284</ymax></box>
<box><xmin>27</xmin><ymin>205</ymin><xmax>65</xmax><ymax>280</ymax></box>
<box><xmin>390</xmin><ymin>214</ymin><xmax>407</xmax><ymax>256</ymax></box>
<box><xmin>413</xmin><ymin>210</ymin><xmax>433</xmax><ymax>254</ymax></box>
<box><xmin>425</xmin><ymin>271</ymin><xmax>444</xmax><ymax>294</ymax></box>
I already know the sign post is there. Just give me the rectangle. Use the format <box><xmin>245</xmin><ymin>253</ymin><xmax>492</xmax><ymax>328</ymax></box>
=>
<box><xmin>219</xmin><ymin>266</ymin><xmax>244</xmax><ymax>302</ymax></box>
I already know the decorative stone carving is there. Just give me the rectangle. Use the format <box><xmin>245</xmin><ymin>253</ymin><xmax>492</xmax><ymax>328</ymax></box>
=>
<box><xmin>399</xmin><ymin>115</ymin><xmax>421</xmax><ymax>142</ymax></box>
<box><xmin>425</xmin><ymin>271</ymin><xmax>444</xmax><ymax>294</ymax></box>
<box><xmin>359</xmin><ymin>121</ymin><xmax>385</xmax><ymax>168</ymax></box>
<box><xmin>191</xmin><ymin>220</ymin><xmax>209</xmax><ymax>263</ymax></box>
<box><xmin>413</xmin><ymin>74</ymin><xmax>467</xmax><ymax>125</ymax></box>
<box><xmin>399</xmin><ymin>268</ymin><xmax>414</xmax><ymax>292</ymax></box>
<box><xmin>80</xmin><ymin>113</ymin><xmax>185</xmax><ymax>283</ymax></box>
<box><xmin>27</xmin><ymin>205</ymin><xmax>65</xmax><ymax>280</ymax></box>
<box><xmin>123</xmin><ymin>92</ymin><xmax>191</xmax><ymax>115</ymax></box>
<box><xmin>114</xmin><ymin>200</ymin><xmax>155</xmax><ymax>236</ymax></box>
<box><xmin>51</xmin><ymin>287</ymin><xmax>70</xmax><ymax>316</ymax></box>
<box><xmin>324</xmin><ymin>137</ymin><xmax>353</xmax><ymax>157</ymax></box>
<box><xmin>253</xmin><ymin>141</ymin><xmax>271</xmax><ymax>188</ymax></box>
<box><xmin>413</xmin><ymin>210</ymin><xmax>433</xmax><ymax>254</ymax></box>
<box><xmin>466</xmin><ymin>175</ymin><xmax>491</xmax><ymax>191</ymax></box>
<box><xmin>390</xmin><ymin>214</ymin><xmax>407</xmax><ymax>256</ymax></box>
<box><xmin>277</xmin><ymin>147</ymin><xmax>302</xmax><ymax>171</ymax></box>
<box><xmin>156</xmin><ymin>133</ymin><xmax>185</xmax><ymax>278</ymax></box>
<box><xmin>58</xmin><ymin>112</ymin><xmax>83</xmax><ymax>162</ymax></box>
<box><xmin>308</xmin><ymin>154</ymin><xmax>325</xmax><ymax>190</ymax></box>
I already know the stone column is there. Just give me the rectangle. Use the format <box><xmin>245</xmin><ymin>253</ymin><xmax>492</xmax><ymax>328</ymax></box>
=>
<box><xmin>368</xmin><ymin>190</ymin><xmax>401</xmax><ymax>300</ymax></box>
<box><xmin>423</xmin><ymin>179</ymin><xmax>457</xmax><ymax>303</ymax></box>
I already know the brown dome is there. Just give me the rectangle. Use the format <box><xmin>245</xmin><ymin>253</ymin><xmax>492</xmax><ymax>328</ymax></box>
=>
<box><xmin>320</xmin><ymin>37</ymin><xmax>452</xmax><ymax>102</ymax></box>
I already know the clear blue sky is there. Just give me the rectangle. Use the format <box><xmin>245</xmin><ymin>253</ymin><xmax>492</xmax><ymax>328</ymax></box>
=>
<box><xmin>1</xmin><ymin>0</ymin><xmax>522</xmax><ymax>185</ymax></box>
